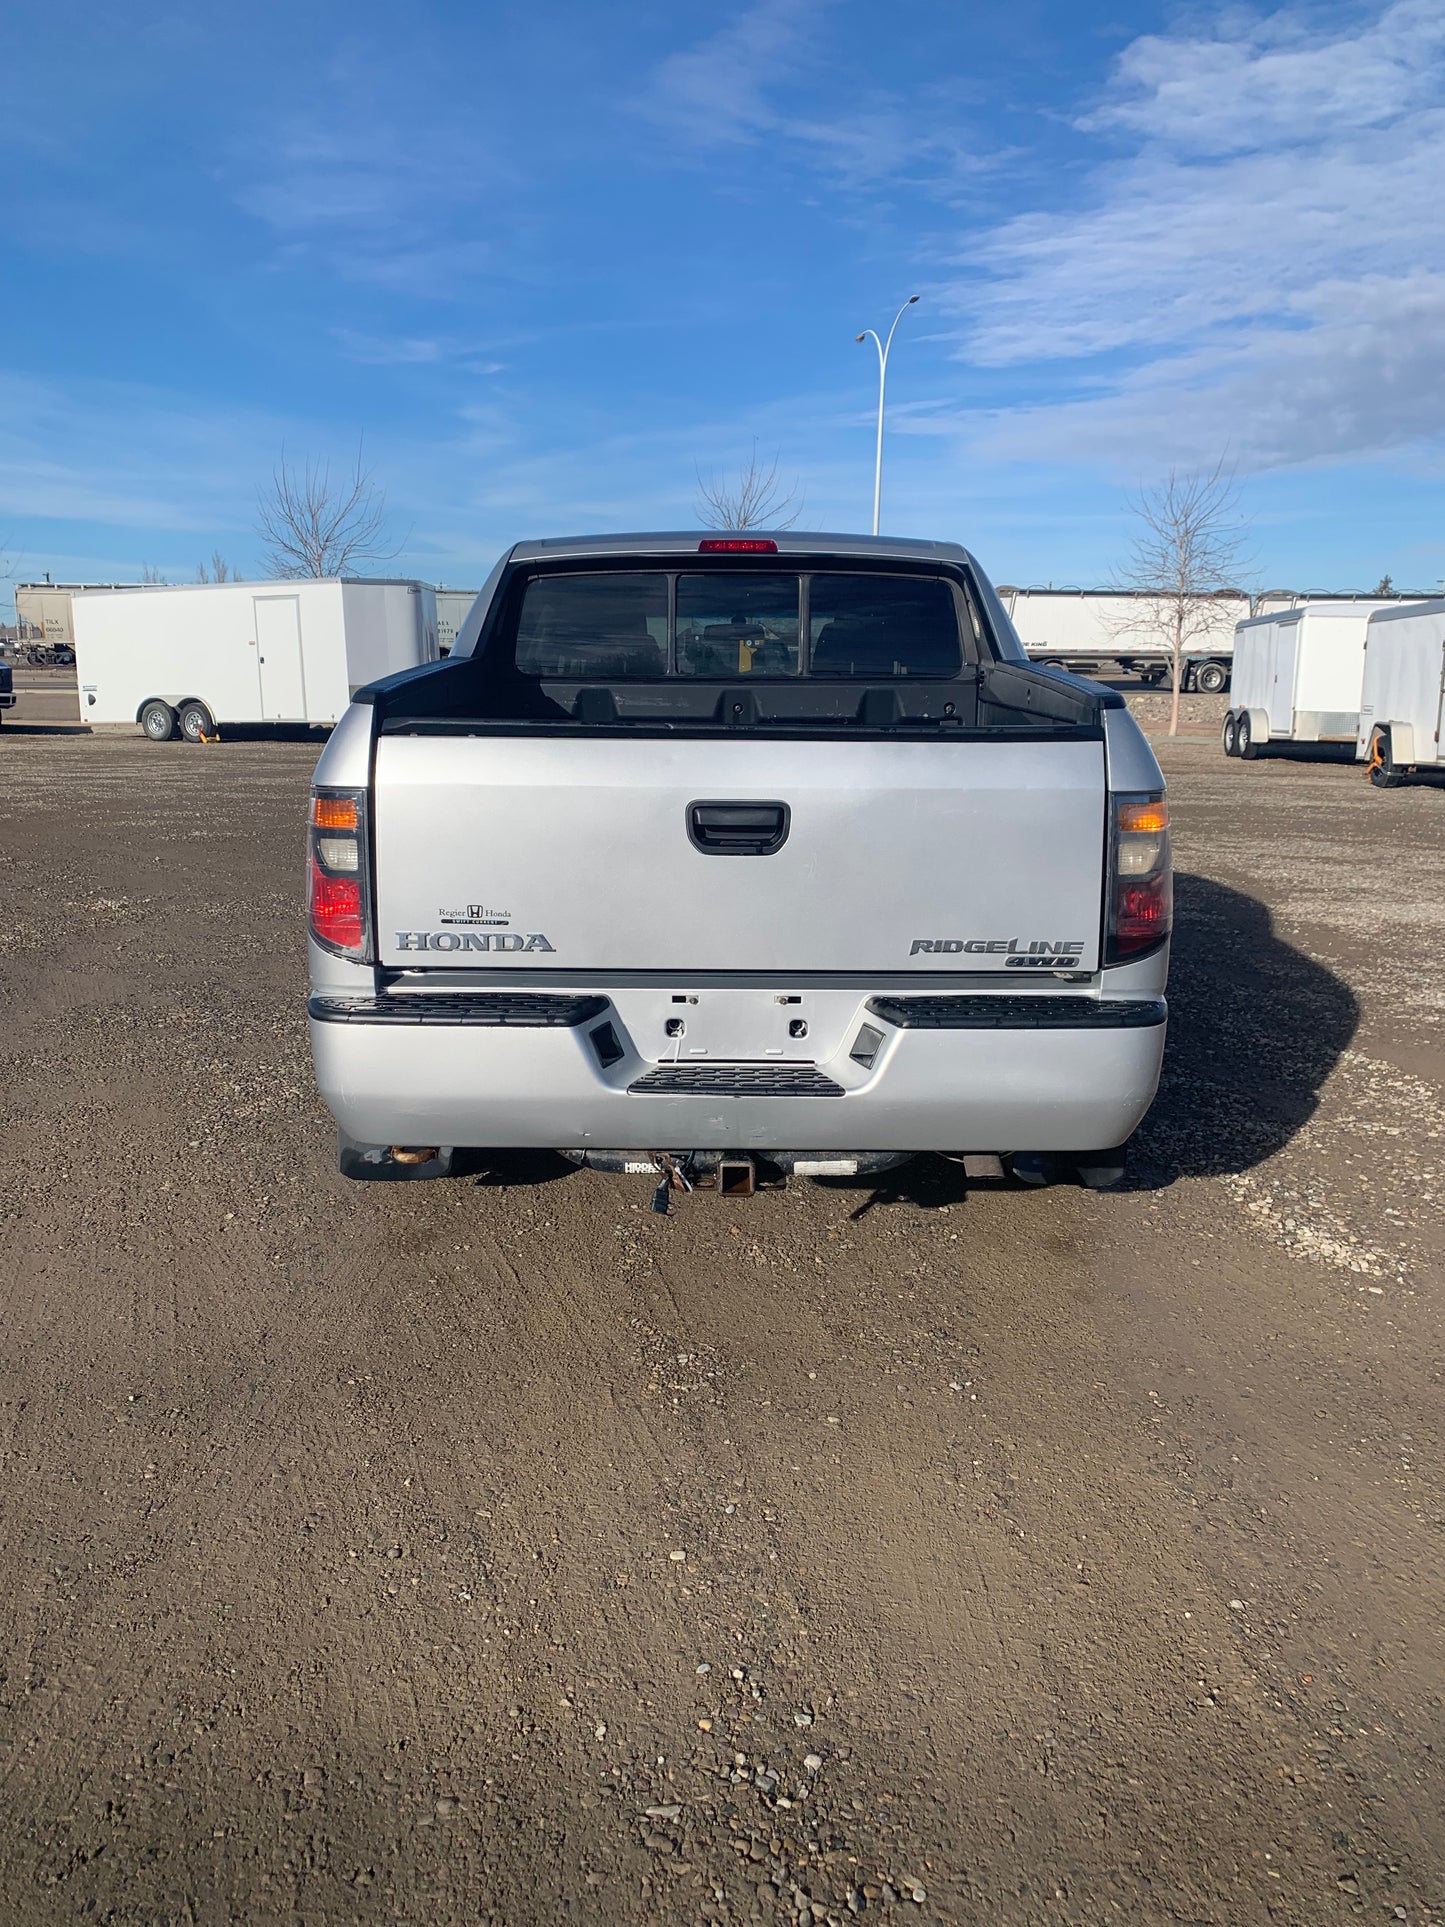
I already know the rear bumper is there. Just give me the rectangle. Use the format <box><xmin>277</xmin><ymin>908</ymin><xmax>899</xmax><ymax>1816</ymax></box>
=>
<box><xmin>309</xmin><ymin>986</ymin><xmax>1166</xmax><ymax>1154</ymax></box>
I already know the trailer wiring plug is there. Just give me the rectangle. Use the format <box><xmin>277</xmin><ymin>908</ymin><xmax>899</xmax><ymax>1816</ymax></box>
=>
<box><xmin>650</xmin><ymin>1153</ymin><xmax>695</xmax><ymax>1216</ymax></box>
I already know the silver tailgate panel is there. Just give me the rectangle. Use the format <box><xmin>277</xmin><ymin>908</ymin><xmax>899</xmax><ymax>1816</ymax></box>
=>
<box><xmin>373</xmin><ymin>734</ymin><xmax>1106</xmax><ymax>974</ymax></box>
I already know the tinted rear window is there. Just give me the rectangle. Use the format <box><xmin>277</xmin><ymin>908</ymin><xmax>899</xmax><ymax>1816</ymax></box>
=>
<box><xmin>508</xmin><ymin>569</ymin><xmax>963</xmax><ymax>677</ymax></box>
<box><xmin>809</xmin><ymin>575</ymin><xmax>960</xmax><ymax>677</ymax></box>
<box><xmin>677</xmin><ymin>573</ymin><xmax>800</xmax><ymax>676</ymax></box>
<box><xmin>515</xmin><ymin>573</ymin><xmax>668</xmax><ymax>678</ymax></box>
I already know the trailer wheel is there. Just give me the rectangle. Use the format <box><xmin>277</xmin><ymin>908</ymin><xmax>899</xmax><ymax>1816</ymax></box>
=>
<box><xmin>177</xmin><ymin>700</ymin><xmax>214</xmax><ymax>744</ymax></box>
<box><xmin>1196</xmin><ymin>659</ymin><xmax>1228</xmax><ymax>695</ymax></box>
<box><xmin>140</xmin><ymin>699</ymin><xmax>177</xmax><ymax>742</ymax></box>
<box><xmin>1222</xmin><ymin>712</ymin><xmax>1239</xmax><ymax>757</ymax></box>
<box><xmin>1237</xmin><ymin>710</ymin><xmax>1262</xmax><ymax>760</ymax></box>
<box><xmin>1367</xmin><ymin>728</ymin><xmax>1407</xmax><ymax>789</ymax></box>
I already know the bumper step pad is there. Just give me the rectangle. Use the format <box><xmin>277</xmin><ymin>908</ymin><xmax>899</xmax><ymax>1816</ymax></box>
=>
<box><xmin>629</xmin><ymin>1062</ymin><xmax>844</xmax><ymax>1098</ymax></box>
<box><xmin>310</xmin><ymin>993</ymin><xmax>608</xmax><ymax>1027</ymax></box>
<box><xmin>868</xmin><ymin>995</ymin><xmax>1166</xmax><ymax>1029</ymax></box>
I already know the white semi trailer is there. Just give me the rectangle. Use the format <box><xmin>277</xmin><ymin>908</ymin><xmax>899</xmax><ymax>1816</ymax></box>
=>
<box><xmin>1357</xmin><ymin>599</ymin><xmax>1445</xmax><ymax>787</ymax></box>
<box><xmin>435</xmin><ymin>589</ymin><xmax>479</xmax><ymax>657</ymax></box>
<box><xmin>73</xmin><ymin>578</ymin><xmax>439</xmax><ymax>742</ymax></box>
<box><xmin>1001</xmin><ymin>588</ymin><xmax>1246</xmax><ymax>691</ymax></box>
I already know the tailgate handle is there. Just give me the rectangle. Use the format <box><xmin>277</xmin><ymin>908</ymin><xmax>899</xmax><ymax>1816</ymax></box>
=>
<box><xmin>686</xmin><ymin>800</ymin><xmax>791</xmax><ymax>856</ymax></box>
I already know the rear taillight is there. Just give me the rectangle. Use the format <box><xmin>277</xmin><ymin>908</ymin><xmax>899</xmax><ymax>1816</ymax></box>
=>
<box><xmin>1106</xmin><ymin>792</ymin><xmax>1172</xmax><ymax>963</ymax></box>
<box><xmin>308</xmin><ymin>788</ymin><xmax>372</xmax><ymax>960</ymax></box>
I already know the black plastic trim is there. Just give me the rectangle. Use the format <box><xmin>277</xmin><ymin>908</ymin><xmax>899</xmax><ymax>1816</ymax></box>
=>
<box><xmin>629</xmin><ymin>1062</ymin><xmax>845</xmax><ymax>1097</ymax></box>
<box><xmin>686</xmin><ymin>799</ymin><xmax>791</xmax><ymax>855</ymax></box>
<box><xmin>377</xmin><ymin>967</ymin><xmax>1097</xmax><ymax>990</ymax></box>
<box><xmin>378</xmin><ymin>717</ymin><xmax>1102</xmax><ymax>743</ymax></box>
<box><xmin>868</xmin><ymin>995</ymin><xmax>1167</xmax><ymax>1030</ymax></box>
<box><xmin>309</xmin><ymin>992</ymin><xmax>608</xmax><ymax>1027</ymax></box>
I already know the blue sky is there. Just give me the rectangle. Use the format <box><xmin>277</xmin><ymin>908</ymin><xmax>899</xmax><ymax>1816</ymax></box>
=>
<box><xmin>3</xmin><ymin>0</ymin><xmax>1444</xmax><ymax>603</ymax></box>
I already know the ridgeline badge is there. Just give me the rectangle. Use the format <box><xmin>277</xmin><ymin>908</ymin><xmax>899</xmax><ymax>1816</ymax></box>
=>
<box><xmin>910</xmin><ymin>937</ymin><xmax>1086</xmax><ymax>968</ymax></box>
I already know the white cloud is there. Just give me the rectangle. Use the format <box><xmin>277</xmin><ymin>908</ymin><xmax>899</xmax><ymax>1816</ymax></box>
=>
<box><xmin>643</xmin><ymin>0</ymin><xmax>990</xmax><ymax>189</ymax></box>
<box><xmin>646</xmin><ymin>0</ymin><xmax>819</xmax><ymax>144</ymax></box>
<box><xmin>332</xmin><ymin>329</ymin><xmax>505</xmax><ymax>372</ymax></box>
<box><xmin>1082</xmin><ymin>0</ymin><xmax>1445</xmax><ymax>154</ymax></box>
<box><xmin>231</xmin><ymin>49</ymin><xmax>511</xmax><ymax>298</ymax></box>
<box><xmin>946</xmin><ymin>0</ymin><xmax>1445</xmax><ymax>472</ymax></box>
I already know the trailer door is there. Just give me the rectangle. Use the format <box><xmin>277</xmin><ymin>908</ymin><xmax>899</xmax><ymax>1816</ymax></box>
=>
<box><xmin>1268</xmin><ymin>621</ymin><xmax>1299</xmax><ymax>736</ymax></box>
<box><xmin>255</xmin><ymin>596</ymin><xmax>306</xmax><ymax>721</ymax></box>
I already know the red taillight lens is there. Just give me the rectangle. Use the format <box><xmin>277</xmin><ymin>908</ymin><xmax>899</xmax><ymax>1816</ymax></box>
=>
<box><xmin>1107</xmin><ymin>790</ymin><xmax>1172</xmax><ymax>962</ymax></box>
<box><xmin>1113</xmin><ymin>869</ymin><xmax>1173</xmax><ymax>954</ymax></box>
<box><xmin>697</xmin><ymin>537</ymin><xmax>779</xmax><ymax>553</ymax></box>
<box><xmin>309</xmin><ymin>855</ymin><xmax>365</xmax><ymax>950</ymax></box>
<box><xmin>308</xmin><ymin>787</ymin><xmax>372</xmax><ymax>960</ymax></box>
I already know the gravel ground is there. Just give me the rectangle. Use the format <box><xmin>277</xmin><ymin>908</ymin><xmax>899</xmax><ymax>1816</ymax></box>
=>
<box><xmin>0</xmin><ymin>723</ymin><xmax>1442</xmax><ymax>1927</ymax></box>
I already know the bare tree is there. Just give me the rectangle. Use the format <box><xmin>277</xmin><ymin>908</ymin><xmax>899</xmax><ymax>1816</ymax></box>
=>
<box><xmin>140</xmin><ymin>563</ymin><xmax>169</xmax><ymax>584</ymax></box>
<box><xmin>1110</xmin><ymin>461</ymin><xmax>1253</xmax><ymax>738</ymax></box>
<box><xmin>1374</xmin><ymin>573</ymin><xmax>1394</xmax><ymax>595</ymax></box>
<box><xmin>695</xmin><ymin>442</ymin><xmax>803</xmax><ymax>531</ymax></box>
<box><xmin>196</xmin><ymin>551</ymin><xmax>234</xmax><ymax>584</ymax></box>
<box><xmin>255</xmin><ymin>443</ymin><xmax>397</xmax><ymax>578</ymax></box>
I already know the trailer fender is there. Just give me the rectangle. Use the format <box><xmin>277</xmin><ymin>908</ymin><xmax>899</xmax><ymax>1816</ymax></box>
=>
<box><xmin>1384</xmin><ymin>722</ymin><xmax>1416</xmax><ymax>764</ymax></box>
<box><xmin>1246</xmin><ymin>707</ymin><xmax>1270</xmax><ymax>744</ymax></box>
<box><xmin>133</xmin><ymin>695</ymin><xmax>192</xmax><ymax>722</ymax></box>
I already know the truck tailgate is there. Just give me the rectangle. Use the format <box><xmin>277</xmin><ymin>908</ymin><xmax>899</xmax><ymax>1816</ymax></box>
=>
<box><xmin>372</xmin><ymin>734</ymin><xmax>1106</xmax><ymax>974</ymax></box>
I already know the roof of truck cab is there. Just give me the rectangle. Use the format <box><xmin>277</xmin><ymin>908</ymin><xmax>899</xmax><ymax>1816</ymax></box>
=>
<box><xmin>506</xmin><ymin>531</ymin><xmax>975</xmax><ymax>564</ymax></box>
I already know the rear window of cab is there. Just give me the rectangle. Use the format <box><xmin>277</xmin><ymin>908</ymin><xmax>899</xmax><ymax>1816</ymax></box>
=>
<box><xmin>511</xmin><ymin>570</ymin><xmax>967</xmax><ymax>678</ymax></box>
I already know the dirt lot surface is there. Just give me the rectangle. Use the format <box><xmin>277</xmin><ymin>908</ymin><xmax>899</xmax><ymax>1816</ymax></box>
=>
<box><xmin>1</xmin><ymin>721</ymin><xmax>1442</xmax><ymax>1927</ymax></box>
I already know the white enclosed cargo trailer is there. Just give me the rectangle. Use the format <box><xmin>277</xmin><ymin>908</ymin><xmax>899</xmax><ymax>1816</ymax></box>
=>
<box><xmin>1221</xmin><ymin>600</ymin><xmax>1410</xmax><ymax>760</ymax></box>
<box><xmin>1356</xmin><ymin>599</ymin><xmax>1445</xmax><ymax>787</ymax></box>
<box><xmin>73</xmin><ymin>578</ymin><xmax>438</xmax><ymax>742</ymax></box>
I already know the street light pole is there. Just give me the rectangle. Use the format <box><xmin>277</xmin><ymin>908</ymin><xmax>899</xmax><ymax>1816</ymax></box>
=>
<box><xmin>856</xmin><ymin>295</ymin><xmax>919</xmax><ymax>536</ymax></box>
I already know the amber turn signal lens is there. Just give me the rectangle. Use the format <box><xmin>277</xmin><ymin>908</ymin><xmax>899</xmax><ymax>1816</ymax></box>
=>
<box><xmin>1118</xmin><ymin>799</ymin><xmax>1169</xmax><ymax>834</ymax></box>
<box><xmin>312</xmin><ymin>794</ymin><xmax>359</xmax><ymax>831</ymax></box>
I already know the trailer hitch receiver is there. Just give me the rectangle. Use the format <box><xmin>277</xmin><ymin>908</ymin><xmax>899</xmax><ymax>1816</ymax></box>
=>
<box><xmin>718</xmin><ymin>1155</ymin><xmax>757</xmax><ymax>1198</ymax></box>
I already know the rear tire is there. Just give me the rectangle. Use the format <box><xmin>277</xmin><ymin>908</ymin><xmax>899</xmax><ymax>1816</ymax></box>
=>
<box><xmin>1222</xmin><ymin>712</ymin><xmax>1239</xmax><ymax>757</ymax></box>
<box><xmin>1196</xmin><ymin>660</ymin><xmax>1228</xmax><ymax>695</ymax></box>
<box><xmin>1237</xmin><ymin>710</ymin><xmax>1262</xmax><ymax>760</ymax></box>
<box><xmin>177</xmin><ymin>700</ymin><xmax>213</xmax><ymax>744</ymax></box>
<box><xmin>1368</xmin><ymin>728</ymin><xmax>1407</xmax><ymax>788</ymax></box>
<box><xmin>140</xmin><ymin>699</ymin><xmax>177</xmax><ymax>742</ymax></box>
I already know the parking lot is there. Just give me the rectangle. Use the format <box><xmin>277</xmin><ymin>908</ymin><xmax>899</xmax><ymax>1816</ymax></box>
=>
<box><xmin>1</xmin><ymin>702</ymin><xmax>1443</xmax><ymax>1925</ymax></box>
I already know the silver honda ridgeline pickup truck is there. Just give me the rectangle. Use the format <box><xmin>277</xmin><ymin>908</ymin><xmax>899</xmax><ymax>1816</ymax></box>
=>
<box><xmin>307</xmin><ymin>533</ymin><xmax>1170</xmax><ymax>1191</ymax></box>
